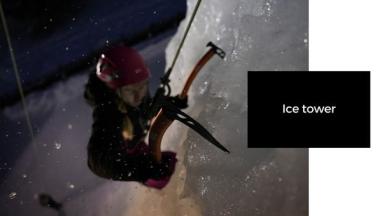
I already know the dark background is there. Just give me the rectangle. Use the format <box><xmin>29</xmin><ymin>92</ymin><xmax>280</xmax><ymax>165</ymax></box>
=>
<box><xmin>0</xmin><ymin>0</ymin><xmax>186</xmax><ymax>107</ymax></box>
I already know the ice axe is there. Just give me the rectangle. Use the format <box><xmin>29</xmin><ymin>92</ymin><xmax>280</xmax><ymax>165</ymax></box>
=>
<box><xmin>148</xmin><ymin>42</ymin><xmax>229</xmax><ymax>163</ymax></box>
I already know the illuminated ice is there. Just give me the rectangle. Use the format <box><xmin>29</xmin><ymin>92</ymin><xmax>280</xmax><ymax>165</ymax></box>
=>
<box><xmin>163</xmin><ymin>0</ymin><xmax>308</xmax><ymax>215</ymax></box>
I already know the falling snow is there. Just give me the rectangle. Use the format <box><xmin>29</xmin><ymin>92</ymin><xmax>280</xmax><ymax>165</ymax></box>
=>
<box><xmin>67</xmin><ymin>182</ymin><xmax>75</xmax><ymax>189</ymax></box>
<box><xmin>9</xmin><ymin>192</ymin><xmax>17</xmax><ymax>200</ymax></box>
<box><xmin>54</xmin><ymin>142</ymin><xmax>62</xmax><ymax>150</ymax></box>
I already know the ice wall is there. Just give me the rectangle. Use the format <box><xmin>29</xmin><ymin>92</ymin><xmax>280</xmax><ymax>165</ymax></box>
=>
<box><xmin>163</xmin><ymin>0</ymin><xmax>308</xmax><ymax>215</ymax></box>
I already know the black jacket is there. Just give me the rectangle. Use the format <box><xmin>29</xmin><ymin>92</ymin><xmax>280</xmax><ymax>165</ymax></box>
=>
<box><xmin>87</xmin><ymin>96</ymin><xmax>173</xmax><ymax>183</ymax></box>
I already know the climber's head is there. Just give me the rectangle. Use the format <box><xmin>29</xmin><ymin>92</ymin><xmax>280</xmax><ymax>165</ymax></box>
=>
<box><xmin>96</xmin><ymin>45</ymin><xmax>150</xmax><ymax>107</ymax></box>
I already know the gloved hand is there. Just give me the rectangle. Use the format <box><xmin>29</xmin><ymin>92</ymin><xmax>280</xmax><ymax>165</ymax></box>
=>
<box><xmin>169</xmin><ymin>95</ymin><xmax>188</xmax><ymax>109</ymax></box>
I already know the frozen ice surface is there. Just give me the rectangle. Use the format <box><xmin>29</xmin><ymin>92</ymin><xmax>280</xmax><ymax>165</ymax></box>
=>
<box><xmin>163</xmin><ymin>0</ymin><xmax>308</xmax><ymax>215</ymax></box>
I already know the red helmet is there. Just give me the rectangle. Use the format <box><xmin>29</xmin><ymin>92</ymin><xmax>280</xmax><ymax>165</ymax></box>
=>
<box><xmin>96</xmin><ymin>45</ymin><xmax>150</xmax><ymax>90</ymax></box>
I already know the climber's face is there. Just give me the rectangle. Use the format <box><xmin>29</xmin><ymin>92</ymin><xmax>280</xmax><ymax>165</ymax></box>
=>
<box><xmin>118</xmin><ymin>79</ymin><xmax>149</xmax><ymax>107</ymax></box>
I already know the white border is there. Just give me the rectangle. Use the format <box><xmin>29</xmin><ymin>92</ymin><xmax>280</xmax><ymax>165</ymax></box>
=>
<box><xmin>310</xmin><ymin>0</ymin><xmax>382</xmax><ymax>215</ymax></box>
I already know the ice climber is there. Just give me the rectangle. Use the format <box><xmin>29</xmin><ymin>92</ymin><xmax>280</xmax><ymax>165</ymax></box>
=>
<box><xmin>84</xmin><ymin>45</ymin><xmax>187</xmax><ymax>189</ymax></box>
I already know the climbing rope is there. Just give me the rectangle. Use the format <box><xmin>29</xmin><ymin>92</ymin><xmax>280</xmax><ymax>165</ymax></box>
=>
<box><xmin>163</xmin><ymin>0</ymin><xmax>202</xmax><ymax>81</ymax></box>
<box><xmin>0</xmin><ymin>1</ymin><xmax>35</xmax><ymax>140</ymax></box>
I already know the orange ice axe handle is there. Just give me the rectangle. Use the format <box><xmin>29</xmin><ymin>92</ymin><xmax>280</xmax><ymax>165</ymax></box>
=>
<box><xmin>180</xmin><ymin>42</ymin><xmax>225</xmax><ymax>99</ymax></box>
<box><xmin>149</xmin><ymin>42</ymin><xmax>226</xmax><ymax>163</ymax></box>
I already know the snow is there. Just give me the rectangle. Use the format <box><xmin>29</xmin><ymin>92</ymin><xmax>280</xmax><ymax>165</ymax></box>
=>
<box><xmin>0</xmin><ymin>31</ymin><xmax>174</xmax><ymax>216</ymax></box>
